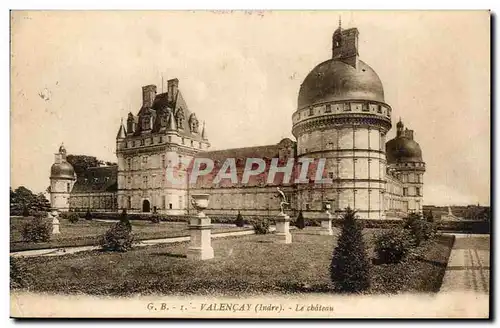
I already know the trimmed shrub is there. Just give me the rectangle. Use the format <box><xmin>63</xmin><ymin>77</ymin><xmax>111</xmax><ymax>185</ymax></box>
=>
<box><xmin>374</xmin><ymin>228</ymin><xmax>413</xmax><ymax>264</ymax></box>
<box><xmin>330</xmin><ymin>207</ymin><xmax>371</xmax><ymax>293</ymax></box>
<box><xmin>62</xmin><ymin>212</ymin><xmax>79</xmax><ymax>223</ymax></box>
<box><xmin>235</xmin><ymin>211</ymin><xmax>245</xmax><ymax>227</ymax></box>
<box><xmin>252</xmin><ymin>219</ymin><xmax>270</xmax><ymax>234</ymax></box>
<box><xmin>85</xmin><ymin>208</ymin><xmax>92</xmax><ymax>221</ymax></box>
<box><xmin>22</xmin><ymin>205</ymin><xmax>30</xmax><ymax>217</ymax></box>
<box><xmin>10</xmin><ymin>257</ymin><xmax>33</xmax><ymax>290</ymax></box>
<box><xmin>21</xmin><ymin>216</ymin><xmax>51</xmax><ymax>243</ymax></box>
<box><xmin>425</xmin><ymin>210</ymin><xmax>434</xmax><ymax>222</ymax></box>
<box><xmin>295</xmin><ymin>210</ymin><xmax>305</xmax><ymax>229</ymax></box>
<box><xmin>404</xmin><ymin>213</ymin><xmax>425</xmax><ymax>247</ymax></box>
<box><xmin>150</xmin><ymin>214</ymin><xmax>161</xmax><ymax>224</ymax></box>
<box><xmin>99</xmin><ymin>215</ymin><xmax>134</xmax><ymax>252</ymax></box>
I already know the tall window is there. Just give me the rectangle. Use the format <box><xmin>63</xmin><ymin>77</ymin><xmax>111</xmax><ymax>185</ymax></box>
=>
<box><xmin>67</xmin><ymin>183</ymin><xmax>70</xmax><ymax>192</ymax></box>
<box><xmin>403</xmin><ymin>188</ymin><xmax>408</xmax><ymax>196</ymax></box>
<box><xmin>309</xmin><ymin>107</ymin><xmax>314</xmax><ymax>116</ymax></box>
<box><xmin>325</xmin><ymin>104</ymin><xmax>332</xmax><ymax>113</ymax></box>
<box><xmin>143</xmin><ymin>176</ymin><xmax>148</xmax><ymax>188</ymax></box>
<box><xmin>162</xmin><ymin>196</ymin><xmax>166</xmax><ymax>209</ymax></box>
<box><xmin>179</xmin><ymin>195</ymin><xmax>183</xmax><ymax>209</ymax></box>
<box><xmin>127</xmin><ymin>158</ymin><xmax>132</xmax><ymax>170</ymax></box>
<box><xmin>140</xmin><ymin>139</ymin><xmax>145</xmax><ymax>146</ymax></box>
<box><xmin>162</xmin><ymin>155</ymin><xmax>166</xmax><ymax>168</ymax></box>
<box><xmin>416</xmin><ymin>187</ymin><xmax>421</xmax><ymax>196</ymax></box>
<box><xmin>127</xmin><ymin>196</ymin><xmax>132</xmax><ymax>209</ymax></box>
<box><xmin>127</xmin><ymin>176</ymin><xmax>131</xmax><ymax>186</ymax></box>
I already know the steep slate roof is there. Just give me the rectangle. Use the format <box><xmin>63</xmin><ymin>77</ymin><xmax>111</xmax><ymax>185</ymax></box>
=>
<box><xmin>192</xmin><ymin>139</ymin><xmax>301</xmax><ymax>188</ymax></box>
<box><xmin>71</xmin><ymin>166</ymin><xmax>118</xmax><ymax>193</ymax></box>
<box><xmin>133</xmin><ymin>89</ymin><xmax>204</xmax><ymax>141</ymax></box>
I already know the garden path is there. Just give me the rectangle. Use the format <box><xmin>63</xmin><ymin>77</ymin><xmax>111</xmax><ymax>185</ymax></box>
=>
<box><xmin>440</xmin><ymin>234</ymin><xmax>490</xmax><ymax>294</ymax></box>
<box><xmin>10</xmin><ymin>226</ymin><xmax>267</xmax><ymax>258</ymax></box>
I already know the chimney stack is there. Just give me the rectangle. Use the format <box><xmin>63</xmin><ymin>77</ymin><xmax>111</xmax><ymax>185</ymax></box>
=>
<box><xmin>142</xmin><ymin>85</ymin><xmax>157</xmax><ymax>108</ymax></box>
<box><xmin>167</xmin><ymin>78</ymin><xmax>179</xmax><ymax>103</ymax></box>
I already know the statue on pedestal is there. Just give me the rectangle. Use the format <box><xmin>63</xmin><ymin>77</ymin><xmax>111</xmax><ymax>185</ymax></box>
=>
<box><xmin>276</xmin><ymin>187</ymin><xmax>289</xmax><ymax>215</ymax></box>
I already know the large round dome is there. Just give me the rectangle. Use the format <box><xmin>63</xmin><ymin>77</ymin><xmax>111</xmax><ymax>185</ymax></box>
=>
<box><xmin>50</xmin><ymin>161</ymin><xmax>75</xmax><ymax>179</ymax></box>
<box><xmin>298</xmin><ymin>59</ymin><xmax>385</xmax><ymax>110</ymax></box>
<box><xmin>386</xmin><ymin>137</ymin><xmax>423</xmax><ymax>163</ymax></box>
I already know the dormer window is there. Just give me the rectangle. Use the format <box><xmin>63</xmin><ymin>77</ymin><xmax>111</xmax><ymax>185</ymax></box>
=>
<box><xmin>140</xmin><ymin>139</ymin><xmax>145</xmax><ymax>146</ymax></box>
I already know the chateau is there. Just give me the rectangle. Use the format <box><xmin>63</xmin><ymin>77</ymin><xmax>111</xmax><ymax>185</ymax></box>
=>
<box><xmin>50</xmin><ymin>23</ymin><xmax>425</xmax><ymax>219</ymax></box>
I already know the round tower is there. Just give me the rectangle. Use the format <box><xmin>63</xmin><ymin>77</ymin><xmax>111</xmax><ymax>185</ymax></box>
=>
<box><xmin>49</xmin><ymin>143</ymin><xmax>76</xmax><ymax>211</ymax></box>
<box><xmin>386</xmin><ymin>119</ymin><xmax>426</xmax><ymax>213</ymax></box>
<box><xmin>292</xmin><ymin>24</ymin><xmax>392</xmax><ymax>219</ymax></box>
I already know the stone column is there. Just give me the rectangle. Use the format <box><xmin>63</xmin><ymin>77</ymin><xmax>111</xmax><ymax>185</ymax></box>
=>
<box><xmin>275</xmin><ymin>212</ymin><xmax>292</xmax><ymax>244</ymax></box>
<box><xmin>187</xmin><ymin>194</ymin><xmax>214</xmax><ymax>260</ymax></box>
<box><xmin>319</xmin><ymin>202</ymin><xmax>333</xmax><ymax>235</ymax></box>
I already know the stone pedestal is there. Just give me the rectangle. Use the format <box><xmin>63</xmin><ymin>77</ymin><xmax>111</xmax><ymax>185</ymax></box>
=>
<box><xmin>275</xmin><ymin>213</ymin><xmax>292</xmax><ymax>244</ymax></box>
<box><xmin>187</xmin><ymin>215</ymin><xmax>214</xmax><ymax>260</ymax></box>
<box><xmin>52</xmin><ymin>217</ymin><xmax>61</xmax><ymax>235</ymax></box>
<box><xmin>319</xmin><ymin>211</ymin><xmax>333</xmax><ymax>235</ymax></box>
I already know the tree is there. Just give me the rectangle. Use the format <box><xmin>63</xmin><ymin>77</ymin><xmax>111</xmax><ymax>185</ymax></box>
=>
<box><xmin>66</xmin><ymin>155</ymin><xmax>101</xmax><ymax>174</ymax></box>
<box><xmin>295</xmin><ymin>210</ymin><xmax>305</xmax><ymax>229</ymax></box>
<box><xmin>10</xmin><ymin>186</ymin><xmax>50</xmax><ymax>215</ymax></box>
<box><xmin>330</xmin><ymin>207</ymin><xmax>370</xmax><ymax>293</ymax></box>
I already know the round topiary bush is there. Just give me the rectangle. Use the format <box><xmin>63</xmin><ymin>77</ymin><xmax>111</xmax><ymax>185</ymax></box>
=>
<box><xmin>374</xmin><ymin>228</ymin><xmax>413</xmax><ymax>264</ymax></box>
<box><xmin>21</xmin><ymin>216</ymin><xmax>51</xmax><ymax>243</ymax></box>
<box><xmin>62</xmin><ymin>212</ymin><xmax>79</xmax><ymax>224</ymax></box>
<box><xmin>252</xmin><ymin>218</ymin><xmax>270</xmax><ymax>234</ymax></box>
<box><xmin>150</xmin><ymin>214</ymin><xmax>161</xmax><ymax>224</ymax></box>
<box><xmin>99</xmin><ymin>218</ymin><xmax>134</xmax><ymax>252</ymax></box>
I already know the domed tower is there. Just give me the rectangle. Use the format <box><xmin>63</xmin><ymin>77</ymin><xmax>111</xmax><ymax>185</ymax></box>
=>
<box><xmin>49</xmin><ymin>143</ymin><xmax>76</xmax><ymax>211</ymax></box>
<box><xmin>386</xmin><ymin>119</ymin><xmax>425</xmax><ymax>213</ymax></box>
<box><xmin>291</xmin><ymin>22</ymin><xmax>392</xmax><ymax>219</ymax></box>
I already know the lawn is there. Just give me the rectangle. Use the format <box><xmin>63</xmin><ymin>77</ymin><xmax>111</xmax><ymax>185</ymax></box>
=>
<box><xmin>11</xmin><ymin>228</ymin><xmax>454</xmax><ymax>296</ymax></box>
<box><xmin>10</xmin><ymin>217</ymin><xmax>249</xmax><ymax>252</ymax></box>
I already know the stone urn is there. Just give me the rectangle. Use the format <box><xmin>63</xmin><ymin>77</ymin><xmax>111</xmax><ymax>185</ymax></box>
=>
<box><xmin>191</xmin><ymin>193</ymin><xmax>210</xmax><ymax>217</ymax></box>
<box><xmin>187</xmin><ymin>194</ymin><xmax>214</xmax><ymax>260</ymax></box>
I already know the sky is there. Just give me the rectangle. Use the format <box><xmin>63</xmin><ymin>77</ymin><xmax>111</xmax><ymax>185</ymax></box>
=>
<box><xmin>10</xmin><ymin>10</ymin><xmax>490</xmax><ymax>205</ymax></box>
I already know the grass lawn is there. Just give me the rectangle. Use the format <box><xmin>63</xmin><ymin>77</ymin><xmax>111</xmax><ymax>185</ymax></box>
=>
<box><xmin>10</xmin><ymin>217</ymin><xmax>248</xmax><ymax>252</ymax></box>
<box><xmin>11</xmin><ymin>228</ymin><xmax>454</xmax><ymax>296</ymax></box>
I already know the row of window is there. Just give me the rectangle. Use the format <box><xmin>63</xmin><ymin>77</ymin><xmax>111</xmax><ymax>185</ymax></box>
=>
<box><xmin>124</xmin><ymin>195</ymin><xmax>184</xmax><ymax>210</ymax></box>
<box><xmin>124</xmin><ymin>136</ymin><xmax>203</xmax><ymax>149</ymax></box>
<box><xmin>295</xmin><ymin>102</ymin><xmax>392</xmax><ymax>122</ymax></box>
<box><xmin>126</xmin><ymin>155</ymin><xmax>185</xmax><ymax>170</ymax></box>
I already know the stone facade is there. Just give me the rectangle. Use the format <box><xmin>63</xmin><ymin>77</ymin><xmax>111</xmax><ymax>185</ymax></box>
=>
<box><xmin>50</xmin><ymin>23</ymin><xmax>425</xmax><ymax>219</ymax></box>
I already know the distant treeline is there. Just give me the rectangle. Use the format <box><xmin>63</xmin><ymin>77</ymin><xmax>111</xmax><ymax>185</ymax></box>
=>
<box><xmin>423</xmin><ymin>205</ymin><xmax>490</xmax><ymax>221</ymax></box>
